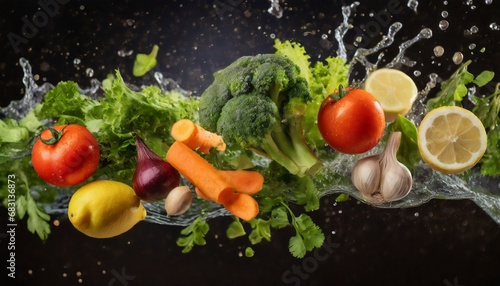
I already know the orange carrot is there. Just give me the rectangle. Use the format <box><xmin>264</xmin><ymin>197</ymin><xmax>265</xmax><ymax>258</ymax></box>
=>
<box><xmin>171</xmin><ymin>119</ymin><xmax>226</xmax><ymax>153</ymax></box>
<box><xmin>194</xmin><ymin>187</ymin><xmax>211</xmax><ymax>200</ymax></box>
<box><xmin>166</xmin><ymin>141</ymin><xmax>233</xmax><ymax>204</ymax></box>
<box><xmin>223</xmin><ymin>192</ymin><xmax>259</xmax><ymax>221</ymax></box>
<box><xmin>220</xmin><ymin>170</ymin><xmax>264</xmax><ymax>195</ymax></box>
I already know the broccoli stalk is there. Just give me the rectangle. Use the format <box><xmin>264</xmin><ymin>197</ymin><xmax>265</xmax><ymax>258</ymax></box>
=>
<box><xmin>199</xmin><ymin>54</ymin><xmax>322</xmax><ymax>177</ymax></box>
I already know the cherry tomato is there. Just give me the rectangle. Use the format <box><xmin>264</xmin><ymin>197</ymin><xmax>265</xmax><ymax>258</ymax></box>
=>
<box><xmin>32</xmin><ymin>124</ymin><xmax>100</xmax><ymax>187</ymax></box>
<box><xmin>317</xmin><ymin>88</ymin><xmax>385</xmax><ymax>154</ymax></box>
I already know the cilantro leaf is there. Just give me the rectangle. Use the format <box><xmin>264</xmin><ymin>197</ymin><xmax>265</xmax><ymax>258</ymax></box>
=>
<box><xmin>244</xmin><ymin>247</ymin><xmax>255</xmax><ymax>257</ymax></box>
<box><xmin>176</xmin><ymin>217</ymin><xmax>209</xmax><ymax>253</ymax></box>
<box><xmin>289</xmin><ymin>234</ymin><xmax>306</xmax><ymax>258</ymax></box>
<box><xmin>248</xmin><ymin>218</ymin><xmax>271</xmax><ymax>244</ymax></box>
<box><xmin>270</xmin><ymin>206</ymin><xmax>289</xmax><ymax>229</ymax></box>
<box><xmin>226</xmin><ymin>217</ymin><xmax>246</xmax><ymax>239</ymax></box>
<box><xmin>290</xmin><ymin>176</ymin><xmax>320</xmax><ymax>211</ymax></box>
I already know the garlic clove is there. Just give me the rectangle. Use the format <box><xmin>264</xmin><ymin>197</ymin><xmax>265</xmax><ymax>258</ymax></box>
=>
<box><xmin>351</xmin><ymin>155</ymin><xmax>381</xmax><ymax>196</ymax></box>
<box><xmin>165</xmin><ymin>186</ymin><xmax>193</xmax><ymax>216</ymax></box>
<box><xmin>379</xmin><ymin>161</ymin><xmax>412</xmax><ymax>202</ymax></box>
<box><xmin>378</xmin><ymin>132</ymin><xmax>413</xmax><ymax>202</ymax></box>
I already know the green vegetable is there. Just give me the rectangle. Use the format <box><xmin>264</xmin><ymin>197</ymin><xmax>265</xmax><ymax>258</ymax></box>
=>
<box><xmin>176</xmin><ymin>217</ymin><xmax>210</xmax><ymax>253</ymax></box>
<box><xmin>426</xmin><ymin>60</ymin><xmax>495</xmax><ymax>110</ymax></box>
<box><xmin>274</xmin><ymin>39</ymin><xmax>350</xmax><ymax>149</ymax></box>
<box><xmin>244</xmin><ymin>247</ymin><xmax>255</xmax><ymax>257</ymax></box>
<box><xmin>387</xmin><ymin>115</ymin><xmax>421</xmax><ymax>172</ymax></box>
<box><xmin>198</xmin><ymin>53</ymin><xmax>322</xmax><ymax>177</ymax></box>
<box><xmin>133</xmin><ymin>45</ymin><xmax>159</xmax><ymax>77</ymax></box>
<box><xmin>0</xmin><ymin>70</ymin><xmax>199</xmax><ymax>240</ymax></box>
<box><xmin>226</xmin><ymin>217</ymin><xmax>246</xmax><ymax>239</ymax></box>
<box><xmin>472</xmin><ymin>83</ymin><xmax>500</xmax><ymax>176</ymax></box>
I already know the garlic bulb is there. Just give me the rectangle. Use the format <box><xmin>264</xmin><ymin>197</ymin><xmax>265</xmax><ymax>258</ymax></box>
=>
<box><xmin>351</xmin><ymin>132</ymin><xmax>413</xmax><ymax>203</ymax></box>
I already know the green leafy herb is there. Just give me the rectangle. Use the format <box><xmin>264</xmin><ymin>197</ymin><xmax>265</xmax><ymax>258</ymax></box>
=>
<box><xmin>176</xmin><ymin>217</ymin><xmax>209</xmax><ymax>253</ymax></box>
<box><xmin>472</xmin><ymin>83</ymin><xmax>500</xmax><ymax>176</ymax></box>
<box><xmin>244</xmin><ymin>247</ymin><xmax>255</xmax><ymax>257</ymax></box>
<box><xmin>335</xmin><ymin>193</ymin><xmax>349</xmax><ymax>202</ymax></box>
<box><xmin>248</xmin><ymin>218</ymin><xmax>272</xmax><ymax>244</ymax></box>
<box><xmin>387</xmin><ymin>115</ymin><xmax>421</xmax><ymax>171</ymax></box>
<box><xmin>133</xmin><ymin>45</ymin><xmax>159</xmax><ymax>77</ymax></box>
<box><xmin>289</xmin><ymin>176</ymin><xmax>320</xmax><ymax>212</ymax></box>
<box><xmin>226</xmin><ymin>217</ymin><xmax>246</xmax><ymax>239</ymax></box>
<box><xmin>426</xmin><ymin>60</ymin><xmax>495</xmax><ymax>110</ymax></box>
<box><xmin>473</xmin><ymin>70</ymin><xmax>495</xmax><ymax>87</ymax></box>
<box><xmin>288</xmin><ymin>212</ymin><xmax>325</xmax><ymax>258</ymax></box>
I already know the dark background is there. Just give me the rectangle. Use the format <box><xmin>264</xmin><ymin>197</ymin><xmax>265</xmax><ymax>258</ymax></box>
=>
<box><xmin>1</xmin><ymin>0</ymin><xmax>500</xmax><ymax>285</ymax></box>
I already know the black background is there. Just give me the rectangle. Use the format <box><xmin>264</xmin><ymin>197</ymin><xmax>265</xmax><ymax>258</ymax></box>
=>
<box><xmin>1</xmin><ymin>1</ymin><xmax>500</xmax><ymax>285</ymax></box>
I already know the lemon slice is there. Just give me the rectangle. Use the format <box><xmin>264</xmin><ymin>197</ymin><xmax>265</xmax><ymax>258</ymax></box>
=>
<box><xmin>364</xmin><ymin>68</ymin><xmax>418</xmax><ymax>122</ymax></box>
<box><xmin>417</xmin><ymin>106</ymin><xmax>487</xmax><ymax>174</ymax></box>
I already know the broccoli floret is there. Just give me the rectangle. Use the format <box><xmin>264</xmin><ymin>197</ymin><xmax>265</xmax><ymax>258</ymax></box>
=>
<box><xmin>199</xmin><ymin>54</ymin><xmax>322</xmax><ymax>177</ymax></box>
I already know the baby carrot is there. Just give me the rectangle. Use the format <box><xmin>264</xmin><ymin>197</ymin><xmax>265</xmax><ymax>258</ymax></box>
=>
<box><xmin>166</xmin><ymin>141</ymin><xmax>233</xmax><ymax>204</ymax></box>
<box><xmin>194</xmin><ymin>187</ymin><xmax>211</xmax><ymax>200</ymax></box>
<box><xmin>223</xmin><ymin>192</ymin><xmax>260</xmax><ymax>221</ymax></box>
<box><xmin>171</xmin><ymin>119</ymin><xmax>226</xmax><ymax>153</ymax></box>
<box><xmin>220</xmin><ymin>170</ymin><xmax>264</xmax><ymax>195</ymax></box>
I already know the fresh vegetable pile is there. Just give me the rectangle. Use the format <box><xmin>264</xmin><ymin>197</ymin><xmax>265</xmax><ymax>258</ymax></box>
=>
<box><xmin>1</xmin><ymin>39</ymin><xmax>498</xmax><ymax>259</ymax></box>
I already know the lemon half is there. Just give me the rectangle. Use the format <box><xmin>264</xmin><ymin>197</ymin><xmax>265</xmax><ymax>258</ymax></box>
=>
<box><xmin>417</xmin><ymin>106</ymin><xmax>487</xmax><ymax>174</ymax></box>
<box><xmin>68</xmin><ymin>180</ymin><xmax>146</xmax><ymax>238</ymax></box>
<box><xmin>364</xmin><ymin>68</ymin><xmax>418</xmax><ymax>122</ymax></box>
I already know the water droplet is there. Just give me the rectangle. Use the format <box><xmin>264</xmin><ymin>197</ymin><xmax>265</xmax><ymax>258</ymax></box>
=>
<box><xmin>125</xmin><ymin>19</ymin><xmax>135</xmax><ymax>27</ymax></box>
<box><xmin>485</xmin><ymin>0</ymin><xmax>493</xmax><ymax>4</ymax></box>
<box><xmin>452</xmin><ymin>52</ymin><xmax>464</xmax><ymax>64</ymax></box>
<box><xmin>443</xmin><ymin>0</ymin><xmax>448</xmax><ymax>4</ymax></box>
<box><xmin>73</xmin><ymin>58</ymin><xmax>81</xmax><ymax>65</ymax></box>
<box><xmin>414</xmin><ymin>70</ymin><xmax>421</xmax><ymax>76</ymax></box>
<box><xmin>419</xmin><ymin>28</ymin><xmax>433</xmax><ymax>39</ymax></box>
<box><xmin>414</xmin><ymin>212</ymin><xmax>419</xmax><ymax>217</ymax></box>
<box><xmin>441</xmin><ymin>11</ymin><xmax>448</xmax><ymax>18</ymax></box>
<box><xmin>439</xmin><ymin>20</ymin><xmax>449</xmax><ymax>30</ymax></box>
<box><xmin>490</xmin><ymin>23</ymin><xmax>500</xmax><ymax>30</ymax></box>
<box><xmin>470</xmin><ymin>25</ymin><xmax>479</xmax><ymax>33</ymax></box>
<box><xmin>117</xmin><ymin>49</ymin><xmax>133</xmax><ymax>57</ymax></box>
<box><xmin>434</xmin><ymin>45</ymin><xmax>445</xmax><ymax>57</ymax></box>
<box><xmin>466</xmin><ymin>0</ymin><xmax>474</xmax><ymax>5</ymax></box>
<box><xmin>270</xmin><ymin>33</ymin><xmax>276</xmax><ymax>39</ymax></box>
<box><xmin>267</xmin><ymin>0</ymin><xmax>283</xmax><ymax>19</ymax></box>
<box><xmin>407</xmin><ymin>0</ymin><xmax>419</xmax><ymax>13</ymax></box>
<box><xmin>85</xmin><ymin>68</ymin><xmax>94</xmax><ymax>77</ymax></box>
<box><xmin>321</xmin><ymin>34</ymin><xmax>328</xmax><ymax>40</ymax></box>
<box><xmin>469</xmin><ymin>43</ymin><xmax>476</xmax><ymax>50</ymax></box>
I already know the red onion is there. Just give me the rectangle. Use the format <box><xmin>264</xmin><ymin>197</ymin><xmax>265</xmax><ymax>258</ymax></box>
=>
<box><xmin>132</xmin><ymin>133</ymin><xmax>180</xmax><ymax>202</ymax></box>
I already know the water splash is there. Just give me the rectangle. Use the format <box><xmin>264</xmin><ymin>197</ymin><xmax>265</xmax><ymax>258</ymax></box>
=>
<box><xmin>335</xmin><ymin>1</ymin><xmax>360</xmax><ymax>59</ymax></box>
<box><xmin>153</xmin><ymin>71</ymin><xmax>193</xmax><ymax>97</ymax></box>
<box><xmin>348</xmin><ymin>22</ymin><xmax>403</xmax><ymax>78</ymax></box>
<box><xmin>0</xmin><ymin>58</ymin><xmax>54</xmax><ymax>120</ymax></box>
<box><xmin>386</xmin><ymin>28</ymin><xmax>433</xmax><ymax>69</ymax></box>
<box><xmin>267</xmin><ymin>0</ymin><xmax>283</xmax><ymax>19</ymax></box>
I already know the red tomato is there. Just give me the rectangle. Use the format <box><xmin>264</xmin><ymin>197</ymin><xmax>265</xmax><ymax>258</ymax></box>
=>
<box><xmin>317</xmin><ymin>88</ymin><xmax>385</xmax><ymax>154</ymax></box>
<box><xmin>32</xmin><ymin>124</ymin><xmax>100</xmax><ymax>186</ymax></box>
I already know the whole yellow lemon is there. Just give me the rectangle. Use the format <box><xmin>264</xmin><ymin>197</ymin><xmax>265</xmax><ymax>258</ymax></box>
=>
<box><xmin>68</xmin><ymin>180</ymin><xmax>146</xmax><ymax>238</ymax></box>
